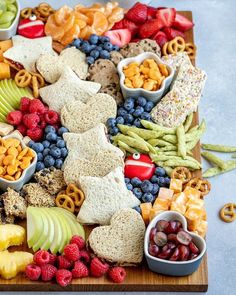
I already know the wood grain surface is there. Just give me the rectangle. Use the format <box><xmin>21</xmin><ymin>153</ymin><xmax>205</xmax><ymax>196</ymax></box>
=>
<box><xmin>0</xmin><ymin>11</ymin><xmax>208</xmax><ymax>292</ymax></box>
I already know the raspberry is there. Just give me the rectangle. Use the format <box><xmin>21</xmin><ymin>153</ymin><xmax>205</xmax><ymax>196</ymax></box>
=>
<box><xmin>57</xmin><ymin>255</ymin><xmax>73</xmax><ymax>269</ymax></box>
<box><xmin>27</xmin><ymin>127</ymin><xmax>43</xmax><ymax>141</ymax></box>
<box><xmin>44</xmin><ymin>110</ymin><xmax>59</xmax><ymax>124</ymax></box>
<box><xmin>41</xmin><ymin>264</ymin><xmax>57</xmax><ymax>281</ymax></box>
<box><xmin>20</xmin><ymin>97</ymin><xmax>30</xmax><ymax>112</ymax></box>
<box><xmin>108</xmin><ymin>267</ymin><xmax>126</xmax><ymax>283</ymax></box>
<box><xmin>72</xmin><ymin>261</ymin><xmax>89</xmax><ymax>279</ymax></box>
<box><xmin>64</xmin><ymin>243</ymin><xmax>80</xmax><ymax>262</ymax></box>
<box><xmin>80</xmin><ymin>250</ymin><xmax>91</xmax><ymax>264</ymax></box>
<box><xmin>56</xmin><ymin>269</ymin><xmax>72</xmax><ymax>287</ymax></box>
<box><xmin>90</xmin><ymin>257</ymin><xmax>109</xmax><ymax>278</ymax></box>
<box><xmin>6</xmin><ymin>110</ymin><xmax>23</xmax><ymax>125</ymax></box>
<box><xmin>16</xmin><ymin>124</ymin><xmax>27</xmax><ymax>136</ymax></box>
<box><xmin>29</xmin><ymin>98</ymin><xmax>46</xmax><ymax>114</ymax></box>
<box><xmin>70</xmin><ymin>235</ymin><xmax>86</xmax><ymax>250</ymax></box>
<box><xmin>49</xmin><ymin>253</ymin><xmax>57</xmax><ymax>265</ymax></box>
<box><xmin>23</xmin><ymin>113</ymin><xmax>40</xmax><ymax>129</ymax></box>
<box><xmin>33</xmin><ymin>250</ymin><xmax>50</xmax><ymax>266</ymax></box>
<box><xmin>38</xmin><ymin>114</ymin><xmax>47</xmax><ymax>129</ymax></box>
<box><xmin>25</xmin><ymin>264</ymin><xmax>41</xmax><ymax>281</ymax></box>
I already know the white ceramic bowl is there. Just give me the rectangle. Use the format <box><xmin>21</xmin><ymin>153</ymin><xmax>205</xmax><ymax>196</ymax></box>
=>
<box><xmin>144</xmin><ymin>211</ymin><xmax>207</xmax><ymax>276</ymax></box>
<box><xmin>0</xmin><ymin>133</ymin><xmax>37</xmax><ymax>191</ymax></box>
<box><xmin>117</xmin><ymin>52</ymin><xmax>174</xmax><ymax>104</ymax></box>
<box><xmin>0</xmin><ymin>0</ymin><xmax>20</xmax><ymax>40</ymax></box>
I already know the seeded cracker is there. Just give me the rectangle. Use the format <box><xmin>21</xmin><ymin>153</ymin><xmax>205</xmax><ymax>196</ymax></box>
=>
<box><xmin>22</xmin><ymin>183</ymin><xmax>55</xmax><ymax>207</ymax></box>
<box><xmin>2</xmin><ymin>188</ymin><xmax>27</xmax><ymax>219</ymax></box>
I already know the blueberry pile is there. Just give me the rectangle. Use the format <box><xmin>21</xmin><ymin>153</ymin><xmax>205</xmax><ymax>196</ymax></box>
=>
<box><xmin>68</xmin><ymin>34</ymin><xmax>119</xmax><ymax>65</ymax></box>
<box><xmin>107</xmin><ymin>96</ymin><xmax>154</xmax><ymax>136</ymax></box>
<box><xmin>124</xmin><ymin>167</ymin><xmax>170</xmax><ymax>213</ymax></box>
<box><xmin>29</xmin><ymin>126</ymin><xmax>69</xmax><ymax>171</ymax></box>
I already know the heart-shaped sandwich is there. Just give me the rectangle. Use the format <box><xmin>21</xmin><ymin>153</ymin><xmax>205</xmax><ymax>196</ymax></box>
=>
<box><xmin>89</xmin><ymin>208</ymin><xmax>145</xmax><ymax>265</ymax></box>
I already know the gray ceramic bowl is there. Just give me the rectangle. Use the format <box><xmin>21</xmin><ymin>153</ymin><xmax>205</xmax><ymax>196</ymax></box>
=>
<box><xmin>0</xmin><ymin>0</ymin><xmax>20</xmax><ymax>40</ymax></box>
<box><xmin>0</xmin><ymin>133</ymin><xmax>37</xmax><ymax>191</ymax></box>
<box><xmin>144</xmin><ymin>211</ymin><xmax>206</xmax><ymax>276</ymax></box>
<box><xmin>117</xmin><ymin>52</ymin><xmax>174</xmax><ymax>103</ymax></box>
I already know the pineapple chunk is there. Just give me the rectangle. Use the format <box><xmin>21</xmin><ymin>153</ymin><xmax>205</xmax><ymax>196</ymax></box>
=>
<box><xmin>157</xmin><ymin>187</ymin><xmax>174</xmax><ymax>200</ymax></box>
<box><xmin>169</xmin><ymin>179</ymin><xmax>183</xmax><ymax>193</ymax></box>
<box><xmin>0</xmin><ymin>250</ymin><xmax>33</xmax><ymax>279</ymax></box>
<box><xmin>0</xmin><ymin>224</ymin><xmax>25</xmax><ymax>251</ymax></box>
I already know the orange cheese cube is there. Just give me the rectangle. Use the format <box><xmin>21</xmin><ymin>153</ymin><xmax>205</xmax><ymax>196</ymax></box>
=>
<box><xmin>170</xmin><ymin>179</ymin><xmax>183</xmax><ymax>193</ymax></box>
<box><xmin>157</xmin><ymin>187</ymin><xmax>174</xmax><ymax>200</ymax></box>
<box><xmin>186</xmin><ymin>197</ymin><xmax>204</xmax><ymax>210</ymax></box>
<box><xmin>0</xmin><ymin>63</ymin><xmax>10</xmax><ymax>80</ymax></box>
<box><xmin>140</xmin><ymin>202</ymin><xmax>152</xmax><ymax>225</ymax></box>
<box><xmin>195</xmin><ymin>220</ymin><xmax>208</xmax><ymax>237</ymax></box>
<box><xmin>153</xmin><ymin>197</ymin><xmax>170</xmax><ymax>211</ymax></box>
<box><xmin>170</xmin><ymin>201</ymin><xmax>186</xmax><ymax>215</ymax></box>
<box><xmin>173</xmin><ymin>192</ymin><xmax>188</xmax><ymax>205</ymax></box>
<box><xmin>149</xmin><ymin>208</ymin><xmax>161</xmax><ymax>222</ymax></box>
<box><xmin>185</xmin><ymin>207</ymin><xmax>203</xmax><ymax>231</ymax></box>
<box><xmin>0</xmin><ymin>40</ymin><xmax>13</xmax><ymax>62</ymax></box>
<box><xmin>184</xmin><ymin>187</ymin><xmax>201</xmax><ymax>200</ymax></box>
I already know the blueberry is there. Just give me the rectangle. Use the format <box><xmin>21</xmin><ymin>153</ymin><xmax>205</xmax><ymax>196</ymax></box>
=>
<box><xmin>100</xmin><ymin>36</ymin><xmax>110</xmax><ymax>43</ymax></box>
<box><xmin>141</xmin><ymin>180</ymin><xmax>153</xmax><ymax>193</ymax></box>
<box><xmin>112</xmin><ymin>44</ymin><xmax>119</xmax><ymax>51</ymax></box>
<box><xmin>155</xmin><ymin>167</ymin><xmax>166</xmax><ymax>177</ymax></box>
<box><xmin>57</xmin><ymin>136</ymin><xmax>63</xmax><ymax>141</ymax></box>
<box><xmin>81</xmin><ymin>41</ymin><xmax>91</xmax><ymax>54</ymax></box>
<box><xmin>133</xmin><ymin>119</ymin><xmax>142</xmax><ymax>128</ymax></box>
<box><xmin>100</xmin><ymin>49</ymin><xmax>110</xmax><ymax>59</ymax></box>
<box><xmin>28</xmin><ymin>140</ymin><xmax>34</xmax><ymax>148</ymax></box>
<box><xmin>133</xmin><ymin>106</ymin><xmax>144</xmax><ymax>117</ymax></box>
<box><xmin>90</xmin><ymin>44</ymin><xmax>97</xmax><ymax>50</ymax></box>
<box><xmin>126</xmin><ymin>183</ymin><xmax>133</xmax><ymax>190</ymax></box>
<box><xmin>90</xmin><ymin>49</ymin><xmax>100</xmax><ymax>59</ymax></box>
<box><xmin>60</xmin><ymin>147</ymin><xmax>68</xmax><ymax>158</ymax></box>
<box><xmin>142</xmin><ymin>193</ymin><xmax>155</xmax><ymax>203</ymax></box>
<box><xmin>137</xmin><ymin>96</ymin><xmax>147</xmax><ymax>107</ymax></box>
<box><xmin>125</xmin><ymin>178</ymin><xmax>130</xmax><ymax>184</ymax></box>
<box><xmin>144</xmin><ymin>101</ymin><xmax>154</xmax><ymax>112</ymax></box>
<box><xmin>50</xmin><ymin>144</ymin><xmax>56</xmax><ymax>149</ymax></box>
<box><xmin>44</xmin><ymin>155</ymin><xmax>55</xmax><ymax>168</ymax></box>
<box><xmin>56</xmin><ymin>140</ymin><xmax>65</xmax><ymax>148</ymax></box>
<box><xmin>133</xmin><ymin>188</ymin><xmax>143</xmax><ymax>199</ymax></box>
<box><xmin>124</xmin><ymin>99</ymin><xmax>135</xmax><ymax>111</ymax></box>
<box><xmin>55</xmin><ymin>159</ymin><xmax>63</xmax><ymax>169</ymax></box>
<box><xmin>50</xmin><ymin>147</ymin><xmax>61</xmax><ymax>159</ymax></box>
<box><xmin>36</xmin><ymin>161</ymin><xmax>45</xmax><ymax>171</ymax></box>
<box><xmin>103</xmin><ymin>42</ymin><xmax>113</xmax><ymax>51</ymax></box>
<box><xmin>71</xmin><ymin>38</ymin><xmax>82</xmax><ymax>48</ymax></box>
<box><xmin>152</xmin><ymin>183</ymin><xmax>160</xmax><ymax>195</ymax></box>
<box><xmin>116</xmin><ymin>116</ymin><xmax>125</xmax><ymax>125</ymax></box>
<box><xmin>107</xmin><ymin>118</ymin><xmax>116</xmax><ymax>128</ymax></box>
<box><xmin>131</xmin><ymin>177</ymin><xmax>142</xmax><ymax>187</ymax></box>
<box><xmin>117</xmin><ymin>107</ymin><xmax>128</xmax><ymax>117</ymax></box>
<box><xmin>86</xmin><ymin>56</ymin><xmax>95</xmax><ymax>65</ymax></box>
<box><xmin>109</xmin><ymin>127</ymin><xmax>119</xmax><ymax>136</ymax></box>
<box><xmin>150</xmin><ymin>175</ymin><xmax>159</xmax><ymax>183</ymax></box>
<box><xmin>129</xmin><ymin>108</ymin><xmax>135</xmax><ymax>115</ymax></box>
<box><xmin>157</xmin><ymin>176</ymin><xmax>165</xmax><ymax>187</ymax></box>
<box><xmin>124</xmin><ymin>113</ymin><xmax>134</xmax><ymax>124</ymax></box>
<box><xmin>58</xmin><ymin>127</ymin><xmax>69</xmax><ymax>136</ymax></box>
<box><xmin>140</xmin><ymin>112</ymin><xmax>151</xmax><ymax>121</ymax></box>
<box><xmin>37</xmin><ymin>152</ymin><xmax>43</xmax><ymax>161</ymax></box>
<box><xmin>43</xmin><ymin>148</ymin><xmax>50</xmax><ymax>157</ymax></box>
<box><xmin>133</xmin><ymin>206</ymin><xmax>141</xmax><ymax>214</ymax></box>
<box><xmin>45</xmin><ymin>125</ymin><xmax>56</xmax><ymax>134</ymax></box>
<box><xmin>164</xmin><ymin>177</ymin><xmax>170</xmax><ymax>186</ymax></box>
<box><xmin>42</xmin><ymin>140</ymin><xmax>50</xmax><ymax>148</ymax></box>
<box><xmin>88</xmin><ymin>34</ymin><xmax>99</xmax><ymax>45</ymax></box>
<box><xmin>32</xmin><ymin>143</ymin><xmax>44</xmax><ymax>153</ymax></box>
<box><xmin>95</xmin><ymin>46</ymin><xmax>103</xmax><ymax>52</ymax></box>
<box><xmin>46</xmin><ymin>132</ymin><xmax>57</xmax><ymax>142</ymax></box>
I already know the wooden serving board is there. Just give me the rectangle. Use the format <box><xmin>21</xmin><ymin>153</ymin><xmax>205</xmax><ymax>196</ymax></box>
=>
<box><xmin>0</xmin><ymin>11</ymin><xmax>208</xmax><ymax>292</ymax></box>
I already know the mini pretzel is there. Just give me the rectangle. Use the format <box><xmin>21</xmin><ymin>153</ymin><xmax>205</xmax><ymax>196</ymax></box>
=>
<box><xmin>162</xmin><ymin>42</ymin><xmax>169</xmax><ymax>56</ymax></box>
<box><xmin>32</xmin><ymin>8</ymin><xmax>48</xmax><ymax>22</ymax></box>
<box><xmin>15</xmin><ymin>70</ymin><xmax>32</xmax><ymax>87</ymax></box>
<box><xmin>185</xmin><ymin>42</ymin><xmax>196</xmax><ymax>59</ymax></box>
<box><xmin>31</xmin><ymin>72</ymin><xmax>45</xmax><ymax>88</ymax></box>
<box><xmin>20</xmin><ymin>7</ymin><xmax>33</xmax><ymax>19</ymax></box>
<box><xmin>167</xmin><ymin>37</ymin><xmax>186</xmax><ymax>54</ymax></box>
<box><xmin>66</xmin><ymin>183</ymin><xmax>85</xmax><ymax>207</ymax></box>
<box><xmin>171</xmin><ymin>167</ymin><xmax>192</xmax><ymax>184</ymax></box>
<box><xmin>38</xmin><ymin>3</ymin><xmax>54</xmax><ymax>17</ymax></box>
<box><xmin>186</xmin><ymin>177</ymin><xmax>211</xmax><ymax>197</ymax></box>
<box><xmin>31</xmin><ymin>76</ymin><xmax>39</xmax><ymax>98</ymax></box>
<box><xmin>55</xmin><ymin>194</ymin><xmax>75</xmax><ymax>213</ymax></box>
<box><xmin>220</xmin><ymin>203</ymin><xmax>236</xmax><ymax>223</ymax></box>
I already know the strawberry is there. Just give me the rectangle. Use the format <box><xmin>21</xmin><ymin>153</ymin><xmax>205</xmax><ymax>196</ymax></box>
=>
<box><xmin>104</xmin><ymin>29</ymin><xmax>131</xmax><ymax>47</ymax></box>
<box><xmin>163</xmin><ymin>27</ymin><xmax>185</xmax><ymax>40</ymax></box>
<box><xmin>41</xmin><ymin>264</ymin><xmax>57</xmax><ymax>282</ymax></box>
<box><xmin>153</xmin><ymin>31</ymin><xmax>168</xmax><ymax>47</ymax></box>
<box><xmin>147</xmin><ymin>6</ymin><xmax>157</xmax><ymax>19</ymax></box>
<box><xmin>23</xmin><ymin>113</ymin><xmax>40</xmax><ymax>129</ymax></box>
<box><xmin>112</xmin><ymin>19</ymin><xmax>124</xmax><ymax>30</ymax></box>
<box><xmin>126</xmin><ymin>2</ymin><xmax>148</xmax><ymax>24</ymax></box>
<box><xmin>173</xmin><ymin>13</ymin><xmax>194</xmax><ymax>32</ymax></box>
<box><xmin>6</xmin><ymin>110</ymin><xmax>23</xmax><ymax>125</ymax></box>
<box><xmin>156</xmin><ymin>8</ymin><xmax>176</xmax><ymax>27</ymax></box>
<box><xmin>122</xmin><ymin>19</ymin><xmax>139</xmax><ymax>37</ymax></box>
<box><xmin>139</xmin><ymin>19</ymin><xmax>163</xmax><ymax>39</ymax></box>
<box><xmin>27</xmin><ymin>127</ymin><xmax>43</xmax><ymax>141</ymax></box>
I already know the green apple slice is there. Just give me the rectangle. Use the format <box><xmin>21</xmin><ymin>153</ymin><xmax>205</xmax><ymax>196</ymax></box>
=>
<box><xmin>0</xmin><ymin>92</ymin><xmax>14</xmax><ymax>112</ymax></box>
<box><xmin>0</xmin><ymin>112</ymin><xmax>6</xmax><ymax>122</ymax></box>
<box><xmin>19</xmin><ymin>86</ymin><xmax>33</xmax><ymax>99</ymax></box>
<box><xmin>0</xmin><ymin>100</ymin><xmax>11</xmax><ymax>115</ymax></box>
<box><xmin>1</xmin><ymin>80</ymin><xmax>20</xmax><ymax>107</ymax></box>
<box><xmin>27</xmin><ymin>207</ymin><xmax>44</xmax><ymax>248</ymax></box>
<box><xmin>0</xmin><ymin>81</ymin><xmax>18</xmax><ymax>109</ymax></box>
<box><xmin>32</xmin><ymin>208</ymin><xmax>50</xmax><ymax>252</ymax></box>
<box><xmin>40</xmin><ymin>209</ymin><xmax>55</xmax><ymax>251</ymax></box>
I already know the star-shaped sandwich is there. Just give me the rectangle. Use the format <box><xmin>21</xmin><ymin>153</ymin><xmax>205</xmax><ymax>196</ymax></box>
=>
<box><xmin>77</xmin><ymin>167</ymin><xmax>141</xmax><ymax>225</ymax></box>
<box><xmin>3</xmin><ymin>35</ymin><xmax>57</xmax><ymax>72</ymax></box>
<box><xmin>39</xmin><ymin>67</ymin><xmax>101</xmax><ymax>113</ymax></box>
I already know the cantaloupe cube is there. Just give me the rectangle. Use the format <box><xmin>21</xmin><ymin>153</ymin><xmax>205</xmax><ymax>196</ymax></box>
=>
<box><xmin>157</xmin><ymin>187</ymin><xmax>174</xmax><ymax>200</ymax></box>
<box><xmin>170</xmin><ymin>178</ymin><xmax>183</xmax><ymax>193</ymax></box>
<box><xmin>0</xmin><ymin>40</ymin><xmax>13</xmax><ymax>62</ymax></box>
<box><xmin>184</xmin><ymin>187</ymin><xmax>201</xmax><ymax>200</ymax></box>
<box><xmin>149</xmin><ymin>208</ymin><xmax>161</xmax><ymax>222</ymax></box>
<box><xmin>170</xmin><ymin>201</ymin><xmax>186</xmax><ymax>215</ymax></box>
<box><xmin>0</xmin><ymin>63</ymin><xmax>10</xmax><ymax>80</ymax></box>
<box><xmin>185</xmin><ymin>207</ymin><xmax>203</xmax><ymax>231</ymax></box>
<box><xmin>140</xmin><ymin>202</ymin><xmax>152</xmax><ymax>225</ymax></box>
<box><xmin>153</xmin><ymin>197</ymin><xmax>170</xmax><ymax>211</ymax></box>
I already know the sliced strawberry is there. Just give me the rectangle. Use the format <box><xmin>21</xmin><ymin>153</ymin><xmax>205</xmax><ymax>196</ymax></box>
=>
<box><xmin>152</xmin><ymin>31</ymin><xmax>168</xmax><ymax>47</ymax></box>
<box><xmin>122</xmin><ymin>19</ymin><xmax>139</xmax><ymax>37</ymax></box>
<box><xmin>139</xmin><ymin>19</ymin><xmax>163</xmax><ymax>39</ymax></box>
<box><xmin>147</xmin><ymin>6</ymin><xmax>157</xmax><ymax>20</ymax></box>
<box><xmin>163</xmin><ymin>27</ymin><xmax>185</xmax><ymax>40</ymax></box>
<box><xmin>157</xmin><ymin>7</ymin><xmax>167</xmax><ymax>10</ymax></box>
<box><xmin>173</xmin><ymin>13</ymin><xmax>194</xmax><ymax>32</ymax></box>
<box><xmin>104</xmin><ymin>29</ymin><xmax>132</xmax><ymax>47</ymax></box>
<box><xmin>156</xmin><ymin>8</ymin><xmax>176</xmax><ymax>27</ymax></box>
<box><xmin>126</xmin><ymin>2</ymin><xmax>148</xmax><ymax>24</ymax></box>
<box><xmin>112</xmin><ymin>19</ymin><xmax>124</xmax><ymax>30</ymax></box>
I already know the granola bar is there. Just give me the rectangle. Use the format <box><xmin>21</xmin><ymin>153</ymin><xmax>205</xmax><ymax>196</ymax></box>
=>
<box><xmin>22</xmin><ymin>183</ymin><xmax>55</xmax><ymax>207</ymax></box>
<box><xmin>2</xmin><ymin>188</ymin><xmax>27</xmax><ymax>219</ymax></box>
<box><xmin>0</xmin><ymin>208</ymin><xmax>15</xmax><ymax>224</ymax></box>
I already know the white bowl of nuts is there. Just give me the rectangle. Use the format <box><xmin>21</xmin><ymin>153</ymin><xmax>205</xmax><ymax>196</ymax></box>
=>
<box><xmin>117</xmin><ymin>52</ymin><xmax>175</xmax><ymax>104</ymax></box>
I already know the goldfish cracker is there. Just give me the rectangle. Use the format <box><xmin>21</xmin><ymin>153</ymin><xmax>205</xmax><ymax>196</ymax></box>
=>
<box><xmin>132</xmin><ymin>75</ymin><xmax>143</xmax><ymax>88</ymax></box>
<box><xmin>4</xmin><ymin>138</ymin><xmax>21</xmax><ymax>149</ymax></box>
<box><xmin>0</xmin><ymin>166</ymin><xmax>5</xmax><ymax>176</ymax></box>
<box><xmin>3</xmin><ymin>155</ymin><xmax>15</xmax><ymax>166</ymax></box>
<box><xmin>170</xmin><ymin>178</ymin><xmax>183</xmax><ymax>193</ymax></box>
<box><xmin>7</xmin><ymin>165</ymin><xmax>18</xmax><ymax>176</ymax></box>
<box><xmin>140</xmin><ymin>65</ymin><xmax>149</xmax><ymax>75</ymax></box>
<box><xmin>20</xmin><ymin>158</ymin><xmax>31</xmax><ymax>170</ymax></box>
<box><xmin>7</xmin><ymin>146</ymin><xmax>18</xmax><ymax>158</ymax></box>
<box><xmin>157</xmin><ymin>187</ymin><xmax>174</xmax><ymax>200</ymax></box>
<box><xmin>140</xmin><ymin>202</ymin><xmax>152</xmax><ymax>224</ymax></box>
<box><xmin>14</xmin><ymin>171</ymin><xmax>22</xmax><ymax>180</ymax></box>
<box><xmin>26</xmin><ymin>148</ymin><xmax>35</xmax><ymax>158</ymax></box>
<box><xmin>158</xmin><ymin>64</ymin><xmax>169</xmax><ymax>77</ymax></box>
<box><xmin>143</xmin><ymin>79</ymin><xmax>156</xmax><ymax>91</ymax></box>
<box><xmin>0</xmin><ymin>146</ymin><xmax>6</xmax><ymax>154</ymax></box>
<box><xmin>3</xmin><ymin>175</ymin><xmax>15</xmax><ymax>181</ymax></box>
<box><xmin>184</xmin><ymin>187</ymin><xmax>201</xmax><ymax>200</ymax></box>
<box><xmin>17</xmin><ymin>145</ymin><xmax>22</xmax><ymax>153</ymax></box>
<box><xmin>17</xmin><ymin>147</ymin><xmax>29</xmax><ymax>160</ymax></box>
<box><xmin>124</xmin><ymin>78</ymin><xmax>133</xmax><ymax>88</ymax></box>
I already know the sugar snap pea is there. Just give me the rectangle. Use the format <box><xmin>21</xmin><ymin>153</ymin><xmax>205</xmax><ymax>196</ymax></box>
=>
<box><xmin>117</xmin><ymin>124</ymin><xmax>162</xmax><ymax>140</ymax></box>
<box><xmin>117</xmin><ymin>140</ymin><xmax>138</xmax><ymax>154</ymax></box>
<box><xmin>148</xmin><ymin>138</ymin><xmax>173</xmax><ymax>147</ymax></box>
<box><xmin>177</xmin><ymin>124</ymin><xmax>186</xmax><ymax>158</ymax></box>
<box><xmin>127</xmin><ymin>131</ymin><xmax>156</xmax><ymax>154</ymax></box>
<box><xmin>203</xmin><ymin>160</ymin><xmax>236</xmax><ymax>177</ymax></box>
<box><xmin>201</xmin><ymin>144</ymin><xmax>236</xmax><ymax>153</ymax></box>
<box><xmin>164</xmin><ymin>159</ymin><xmax>201</xmax><ymax>170</ymax></box>
<box><xmin>232</xmin><ymin>154</ymin><xmax>236</xmax><ymax>158</ymax></box>
<box><xmin>201</xmin><ymin>151</ymin><xmax>227</xmax><ymax>170</ymax></box>
<box><xmin>141</xmin><ymin>120</ymin><xmax>176</xmax><ymax>134</ymax></box>
<box><xmin>112</xmin><ymin>134</ymin><xmax>149</xmax><ymax>152</ymax></box>
<box><xmin>184</xmin><ymin>113</ymin><xmax>194</xmax><ymax>132</ymax></box>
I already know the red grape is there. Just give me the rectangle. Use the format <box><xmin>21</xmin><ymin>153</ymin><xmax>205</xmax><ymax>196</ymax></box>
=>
<box><xmin>189</xmin><ymin>242</ymin><xmax>200</xmax><ymax>254</ymax></box>
<box><xmin>167</xmin><ymin>233</ymin><xmax>178</xmax><ymax>244</ymax></box>
<box><xmin>165</xmin><ymin>221</ymin><xmax>179</xmax><ymax>234</ymax></box>
<box><xmin>189</xmin><ymin>253</ymin><xmax>198</xmax><ymax>260</ymax></box>
<box><xmin>150</xmin><ymin>227</ymin><xmax>157</xmax><ymax>242</ymax></box>
<box><xmin>158</xmin><ymin>248</ymin><xmax>172</xmax><ymax>260</ymax></box>
<box><xmin>177</xmin><ymin>230</ymin><xmax>192</xmax><ymax>245</ymax></box>
<box><xmin>173</xmin><ymin>220</ymin><xmax>182</xmax><ymax>230</ymax></box>
<box><xmin>167</xmin><ymin>242</ymin><xmax>176</xmax><ymax>250</ymax></box>
<box><xmin>149</xmin><ymin>243</ymin><xmax>160</xmax><ymax>257</ymax></box>
<box><xmin>154</xmin><ymin>232</ymin><xmax>167</xmax><ymax>247</ymax></box>
<box><xmin>155</xmin><ymin>220</ymin><xmax>169</xmax><ymax>232</ymax></box>
<box><xmin>169</xmin><ymin>248</ymin><xmax>180</xmax><ymax>261</ymax></box>
<box><xmin>179</xmin><ymin>245</ymin><xmax>190</xmax><ymax>261</ymax></box>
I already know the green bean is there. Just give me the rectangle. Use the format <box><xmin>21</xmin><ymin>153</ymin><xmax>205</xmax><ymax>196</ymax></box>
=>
<box><xmin>162</xmin><ymin>135</ymin><xmax>176</xmax><ymax>144</ymax></box>
<box><xmin>177</xmin><ymin>124</ymin><xmax>186</xmax><ymax>158</ymax></box>
<box><xmin>184</xmin><ymin>113</ymin><xmax>194</xmax><ymax>132</ymax></box>
<box><xmin>117</xmin><ymin>124</ymin><xmax>162</xmax><ymax>140</ymax></box>
<box><xmin>203</xmin><ymin>160</ymin><xmax>236</xmax><ymax>177</ymax></box>
<box><xmin>187</xmin><ymin>125</ymin><xmax>199</xmax><ymax>136</ymax></box>
<box><xmin>112</xmin><ymin>134</ymin><xmax>149</xmax><ymax>152</ymax></box>
<box><xmin>187</xmin><ymin>120</ymin><xmax>206</xmax><ymax>151</ymax></box>
<box><xmin>148</xmin><ymin>138</ymin><xmax>173</xmax><ymax>147</ymax></box>
<box><xmin>127</xmin><ymin>131</ymin><xmax>156</xmax><ymax>154</ymax></box>
<box><xmin>164</xmin><ymin>159</ymin><xmax>201</xmax><ymax>170</ymax></box>
<box><xmin>232</xmin><ymin>154</ymin><xmax>236</xmax><ymax>158</ymax></box>
<box><xmin>117</xmin><ymin>140</ymin><xmax>138</xmax><ymax>154</ymax></box>
<box><xmin>201</xmin><ymin>144</ymin><xmax>236</xmax><ymax>153</ymax></box>
<box><xmin>201</xmin><ymin>151</ymin><xmax>227</xmax><ymax>170</ymax></box>
<box><xmin>140</xmin><ymin>120</ymin><xmax>176</xmax><ymax>134</ymax></box>
<box><xmin>160</xmin><ymin>145</ymin><xmax>177</xmax><ymax>151</ymax></box>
